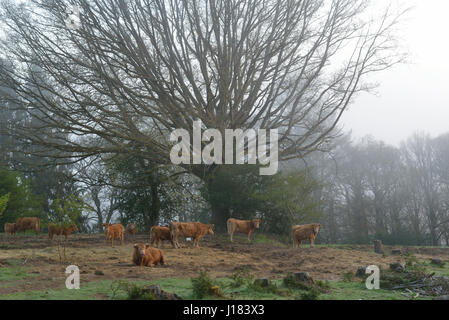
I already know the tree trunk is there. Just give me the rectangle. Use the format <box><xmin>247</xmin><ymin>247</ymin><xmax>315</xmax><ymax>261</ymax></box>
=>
<box><xmin>149</xmin><ymin>184</ymin><xmax>161</xmax><ymax>229</ymax></box>
<box><xmin>374</xmin><ymin>240</ymin><xmax>384</xmax><ymax>254</ymax></box>
<box><xmin>210</xmin><ymin>204</ymin><xmax>230</xmax><ymax>233</ymax></box>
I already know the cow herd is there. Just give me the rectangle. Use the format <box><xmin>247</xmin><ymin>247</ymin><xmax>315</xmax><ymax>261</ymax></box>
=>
<box><xmin>3</xmin><ymin>216</ymin><xmax>322</xmax><ymax>268</ymax></box>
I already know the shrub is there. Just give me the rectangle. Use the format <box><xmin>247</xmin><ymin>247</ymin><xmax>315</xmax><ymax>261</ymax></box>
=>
<box><xmin>191</xmin><ymin>271</ymin><xmax>225</xmax><ymax>299</ymax></box>
<box><xmin>299</xmin><ymin>288</ymin><xmax>321</xmax><ymax>300</ymax></box>
<box><xmin>230</xmin><ymin>267</ymin><xmax>254</xmax><ymax>288</ymax></box>
<box><xmin>110</xmin><ymin>281</ymin><xmax>156</xmax><ymax>300</ymax></box>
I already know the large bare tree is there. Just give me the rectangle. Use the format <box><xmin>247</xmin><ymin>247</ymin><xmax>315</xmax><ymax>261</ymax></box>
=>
<box><xmin>0</xmin><ymin>0</ymin><xmax>406</xmax><ymax>228</ymax></box>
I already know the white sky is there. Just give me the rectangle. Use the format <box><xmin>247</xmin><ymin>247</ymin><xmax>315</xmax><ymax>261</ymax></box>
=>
<box><xmin>341</xmin><ymin>0</ymin><xmax>449</xmax><ymax>146</ymax></box>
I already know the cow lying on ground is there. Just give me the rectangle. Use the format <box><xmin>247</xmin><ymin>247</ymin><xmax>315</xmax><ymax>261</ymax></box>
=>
<box><xmin>170</xmin><ymin>222</ymin><xmax>214</xmax><ymax>248</ymax></box>
<box><xmin>15</xmin><ymin>217</ymin><xmax>40</xmax><ymax>234</ymax></box>
<box><xmin>4</xmin><ymin>222</ymin><xmax>16</xmax><ymax>236</ymax></box>
<box><xmin>227</xmin><ymin>218</ymin><xmax>261</xmax><ymax>242</ymax></box>
<box><xmin>125</xmin><ymin>223</ymin><xmax>138</xmax><ymax>241</ymax></box>
<box><xmin>103</xmin><ymin>223</ymin><xmax>124</xmax><ymax>247</ymax></box>
<box><xmin>149</xmin><ymin>226</ymin><xmax>171</xmax><ymax>248</ymax></box>
<box><xmin>292</xmin><ymin>223</ymin><xmax>321</xmax><ymax>248</ymax></box>
<box><xmin>48</xmin><ymin>223</ymin><xmax>78</xmax><ymax>241</ymax></box>
<box><xmin>132</xmin><ymin>243</ymin><xmax>165</xmax><ymax>267</ymax></box>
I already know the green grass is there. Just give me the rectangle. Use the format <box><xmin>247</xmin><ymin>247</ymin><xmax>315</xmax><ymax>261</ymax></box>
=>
<box><xmin>0</xmin><ymin>273</ymin><xmax>439</xmax><ymax>300</ymax></box>
<box><xmin>0</xmin><ymin>260</ymin><xmax>38</xmax><ymax>288</ymax></box>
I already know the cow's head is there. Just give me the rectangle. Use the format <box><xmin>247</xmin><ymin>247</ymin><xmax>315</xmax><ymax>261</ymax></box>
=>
<box><xmin>252</xmin><ymin>219</ymin><xmax>261</xmax><ymax>229</ymax></box>
<box><xmin>133</xmin><ymin>243</ymin><xmax>146</xmax><ymax>257</ymax></box>
<box><xmin>207</xmin><ymin>224</ymin><xmax>214</xmax><ymax>236</ymax></box>
<box><xmin>313</xmin><ymin>223</ymin><xmax>321</xmax><ymax>234</ymax></box>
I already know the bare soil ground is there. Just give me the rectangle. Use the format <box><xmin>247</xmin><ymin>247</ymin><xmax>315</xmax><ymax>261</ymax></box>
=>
<box><xmin>1</xmin><ymin>233</ymin><xmax>449</xmax><ymax>296</ymax></box>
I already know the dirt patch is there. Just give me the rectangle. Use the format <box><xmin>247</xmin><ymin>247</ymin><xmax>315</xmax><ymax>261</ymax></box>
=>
<box><xmin>1</xmin><ymin>234</ymin><xmax>449</xmax><ymax>296</ymax></box>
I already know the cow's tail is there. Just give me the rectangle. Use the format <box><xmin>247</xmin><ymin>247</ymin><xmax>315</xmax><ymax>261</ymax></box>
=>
<box><xmin>226</xmin><ymin>219</ymin><xmax>232</xmax><ymax>235</ymax></box>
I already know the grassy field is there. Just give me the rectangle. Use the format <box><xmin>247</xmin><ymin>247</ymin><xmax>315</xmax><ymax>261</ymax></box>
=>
<box><xmin>0</xmin><ymin>232</ymin><xmax>448</xmax><ymax>300</ymax></box>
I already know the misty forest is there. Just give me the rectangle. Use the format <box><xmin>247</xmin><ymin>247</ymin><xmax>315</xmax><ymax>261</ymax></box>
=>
<box><xmin>0</xmin><ymin>0</ymin><xmax>448</xmax><ymax>247</ymax></box>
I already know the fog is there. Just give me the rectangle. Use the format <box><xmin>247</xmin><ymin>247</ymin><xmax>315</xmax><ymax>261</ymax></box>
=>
<box><xmin>342</xmin><ymin>0</ymin><xmax>449</xmax><ymax>145</ymax></box>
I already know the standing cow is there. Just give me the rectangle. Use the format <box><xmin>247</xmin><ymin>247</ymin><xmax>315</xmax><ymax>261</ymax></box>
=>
<box><xmin>149</xmin><ymin>226</ymin><xmax>171</xmax><ymax>248</ymax></box>
<box><xmin>15</xmin><ymin>217</ymin><xmax>40</xmax><ymax>234</ymax></box>
<box><xmin>227</xmin><ymin>218</ymin><xmax>261</xmax><ymax>242</ymax></box>
<box><xmin>292</xmin><ymin>223</ymin><xmax>321</xmax><ymax>248</ymax></box>
<box><xmin>48</xmin><ymin>223</ymin><xmax>78</xmax><ymax>241</ymax></box>
<box><xmin>125</xmin><ymin>223</ymin><xmax>138</xmax><ymax>241</ymax></box>
<box><xmin>170</xmin><ymin>222</ymin><xmax>214</xmax><ymax>248</ymax></box>
<box><xmin>4</xmin><ymin>222</ymin><xmax>16</xmax><ymax>236</ymax></box>
<box><xmin>103</xmin><ymin>223</ymin><xmax>124</xmax><ymax>247</ymax></box>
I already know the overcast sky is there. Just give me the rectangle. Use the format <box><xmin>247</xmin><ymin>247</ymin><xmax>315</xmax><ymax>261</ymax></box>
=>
<box><xmin>341</xmin><ymin>0</ymin><xmax>449</xmax><ymax>146</ymax></box>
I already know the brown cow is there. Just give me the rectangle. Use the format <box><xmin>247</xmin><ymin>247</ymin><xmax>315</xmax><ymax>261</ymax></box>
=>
<box><xmin>170</xmin><ymin>222</ymin><xmax>214</xmax><ymax>248</ymax></box>
<box><xmin>132</xmin><ymin>243</ymin><xmax>165</xmax><ymax>267</ymax></box>
<box><xmin>4</xmin><ymin>222</ymin><xmax>16</xmax><ymax>236</ymax></box>
<box><xmin>227</xmin><ymin>218</ymin><xmax>261</xmax><ymax>242</ymax></box>
<box><xmin>125</xmin><ymin>223</ymin><xmax>138</xmax><ymax>241</ymax></box>
<box><xmin>15</xmin><ymin>217</ymin><xmax>40</xmax><ymax>234</ymax></box>
<box><xmin>292</xmin><ymin>223</ymin><xmax>321</xmax><ymax>248</ymax></box>
<box><xmin>149</xmin><ymin>226</ymin><xmax>171</xmax><ymax>248</ymax></box>
<box><xmin>48</xmin><ymin>223</ymin><xmax>78</xmax><ymax>241</ymax></box>
<box><xmin>103</xmin><ymin>223</ymin><xmax>124</xmax><ymax>247</ymax></box>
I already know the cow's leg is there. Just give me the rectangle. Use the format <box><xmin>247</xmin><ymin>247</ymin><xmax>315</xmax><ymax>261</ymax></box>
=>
<box><xmin>230</xmin><ymin>228</ymin><xmax>234</xmax><ymax>242</ymax></box>
<box><xmin>247</xmin><ymin>231</ymin><xmax>253</xmax><ymax>242</ymax></box>
<box><xmin>194</xmin><ymin>237</ymin><xmax>200</xmax><ymax>248</ymax></box>
<box><xmin>310</xmin><ymin>236</ymin><xmax>315</xmax><ymax>248</ymax></box>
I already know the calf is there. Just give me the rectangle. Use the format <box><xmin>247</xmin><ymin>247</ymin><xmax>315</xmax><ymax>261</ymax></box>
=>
<box><xmin>103</xmin><ymin>223</ymin><xmax>124</xmax><ymax>247</ymax></box>
<box><xmin>149</xmin><ymin>226</ymin><xmax>171</xmax><ymax>248</ymax></box>
<box><xmin>48</xmin><ymin>223</ymin><xmax>78</xmax><ymax>241</ymax></box>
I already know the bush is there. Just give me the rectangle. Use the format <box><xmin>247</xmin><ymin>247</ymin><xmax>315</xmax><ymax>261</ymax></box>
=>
<box><xmin>248</xmin><ymin>280</ymin><xmax>279</xmax><ymax>294</ymax></box>
<box><xmin>111</xmin><ymin>281</ymin><xmax>155</xmax><ymax>300</ymax></box>
<box><xmin>299</xmin><ymin>288</ymin><xmax>321</xmax><ymax>300</ymax></box>
<box><xmin>230</xmin><ymin>268</ymin><xmax>254</xmax><ymax>288</ymax></box>
<box><xmin>191</xmin><ymin>271</ymin><xmax>225</xmax><ymax>299</ymax></box>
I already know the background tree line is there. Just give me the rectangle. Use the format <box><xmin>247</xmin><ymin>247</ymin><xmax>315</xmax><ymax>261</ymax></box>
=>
<box><xmin>0</xmin><ymin>0</ymin><xmax>427</xmax><ymax>245</ymax></box>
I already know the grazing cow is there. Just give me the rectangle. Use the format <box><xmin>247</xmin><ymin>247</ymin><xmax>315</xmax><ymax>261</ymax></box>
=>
<box><xmin>292</xmin><ymin>223</ymin><xmax>321</xmax><ymax>248</ymax></box>
<box><xmin>4</xmin><ymin>223</ymin><xmax>16</xmax><ymax>236</ymax></box>
<box><xmin>125</xmin><ymin>223</ymin><xmax>138</xmax><ymax>241</ymax></box>
<box><xmin>103</xmin><ymin>223</ymin><xmax>124</xmax><ymax>247</ymax></box>
<box><xmin>132</xmin><ymin>243</ymin><xmax>165</xmax><ymax>267</ymax></box>
<box><xmin>149</xmin><ymin>226</ymin><xmax>171</xmax><ymax>248</ymax></box>
<box><xmin>48</xmin><ymin>223</ymin><xmax>78</xmax><ymax>241</ymax></box>
<box><xmin>227</xmin><ymin>218</ymin><xmax>261</xmax><ymax>242</ymax></box>
<box><xmin>169</xmin><ymin>222</ymin><xmax>214</xmax><ymax>248</ymax></box>
<box><xmin>15</xmin><ymin>217</ymin><xmax>40</xmax><ymax>234</ymax></box>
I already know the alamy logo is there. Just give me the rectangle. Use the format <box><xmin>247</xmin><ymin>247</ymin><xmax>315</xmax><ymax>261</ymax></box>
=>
<box><xmin>65</xmin><ymin>265</ymin><xmax>80</xmax><ymax>290</ymax></box>
<box><xmin>365</xmin><ymin>265</ymin><xmax>380</xmax><ymax>290</ymax></box>
<box><xmin>170</xmin><ymin>120</ymin><xmax>279</xmax><ymax>175</ymax></box>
